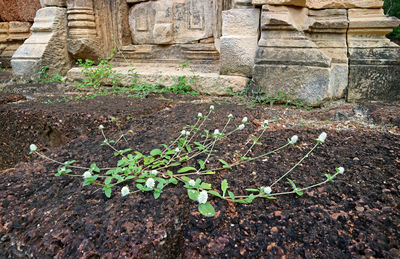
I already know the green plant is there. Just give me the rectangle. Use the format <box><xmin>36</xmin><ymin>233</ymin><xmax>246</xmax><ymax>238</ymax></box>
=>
<box><xmin>37</xmin><ymin>65</ymin><xmax>63</xmax><ymax>83</ymax></box>
<box><xmin>30</xmin><ymin>106</ymin><xmax>345</xmax><ymax>217</ymax></box>
<box><xmin>250</xmin><ymin>89</ymin><xmax>313</xmax><ymax>110</ymax></box>
<box><xmin>76</xmin><ymin>51</ymin><xmax>120</xmax><ymax>89</ymax></box>
<box><xmin>384</xmin><ymin>0</ymin><xmax>400</xmax><ymax>38</ymax></box>
<box><xmin>0</xmin><ymin>68</ymin><xmax>6</xmax><ymax>72</ymax></box>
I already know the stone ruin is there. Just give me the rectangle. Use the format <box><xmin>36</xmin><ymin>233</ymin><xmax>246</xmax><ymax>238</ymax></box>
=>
<box><xmin>1</xmin><ymin>0</ymin><xmax>399</xmax><ymax>103</ymax></box>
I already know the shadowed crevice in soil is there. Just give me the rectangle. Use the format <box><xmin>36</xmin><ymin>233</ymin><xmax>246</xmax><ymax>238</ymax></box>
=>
<box><xmin>0</xmin><ymin>83</ymin><xmax>399</xmax><ymax>258</ymax></box>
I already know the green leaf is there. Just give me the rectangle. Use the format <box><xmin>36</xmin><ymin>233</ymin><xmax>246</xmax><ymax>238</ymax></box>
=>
<box><xmin>198</xmin><ymin>202</ymin><xmax>215</xmax><ymax>217</ymax></box>
<box><xmin>178</xmin><ymin>167</ymin><xmax>197</xmax><ymax>173</ymax></box>
<box><xmin>150</xmin><ymin>149</ymin><xmax>162</xmax><ymax>156</ymax></box>
<box><xmin>90</xmin><ymin>163</ymin><xmax>100</xmax><ymax>173</ymax></box>
<box><xmin>202</xmin><ymin>171</ymin><xmax>215</xmax><ymax>175</ymax></box>
<box><xmin>136</xmin><ymin>179</ymin><xmax>146</xmax><ymax>183</ymax></box>
<box><xmin>181</xmin><ymin>176</ymin><xmax>191</xmax><ymax>182</ymax></box>
<box><xmin>208</xmin><ymin>190</ymin><xmax>222</xmax><ymax>198</ymax></box>
<box><xmin>154</xmin><ymin>191</ymin><xmax>161</xmax><ymax>199</ymax></box>
<box><xmin>219</xmin><ymin>159</ymin><xmax>232</xmax><ymax>169</ymax></box>
<box><xmin>295</xmin><ymin>190</ymin><xmax>304</xmax><ymax>196</ymax></box>
<box><xmin>105</xmin><ymin>176</ymin><xmax>112</xmax><ymax>185</ymax></box>
<box><xmin>188</xmin><ymin>189</ymin><xmax>200</xmax><ymax>201</ymax></box>
<box><xmin>287</xmin><ymin>178</ymin><xmax>297</xmax><ymax>190</ymax></box>
<box><xmin>136</xmin><ymin>184</ymin><xmax>144</xmax><ymax>190</ymax></box>
<box><xmin>325</xmin><ymin>173</ymin><xmax>334</xmax><ymax>182</ymax></box>
<box><xmin>169</xmin><ymin>178</ymin><xmax>178</xmax><ymax>185</ymax></box>
<box><xmin>246</xmin><ymin>188</ymin><xmax>260</xmax><ymax>192</ymax></box>
<box><xmin>198</xmin><ymin>160</ymin><xmax>205</xmax><ymax>169</ymax></box>
<box><xmin>103</xmin><ymin>186</ymin><xmax>112</xmax><ymax>198</ymax></box>
<box><xmin>200</xmin><ymin>182</ymin><xmax>212</xmax><ymax>190</ymax></box>
<box><xmin>228</xmin><ymin>191</ymin><xmax>235</xmax><ymax>200</ymax></box>
<box><xmin>167</xmin><ymin>170</ymin><xmax>173</xmax><ymax>177</ymax></box>
<box><xmin>221</xmin><ymin>179</ymin><xmax>228</xmax><ymax>197</ymax></box>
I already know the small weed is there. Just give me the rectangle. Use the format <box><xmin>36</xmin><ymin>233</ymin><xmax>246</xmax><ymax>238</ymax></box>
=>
<box><xmin>37</xmin><ymin>65</ymin><xmax>63</xmax><ymax>83</ymax></box>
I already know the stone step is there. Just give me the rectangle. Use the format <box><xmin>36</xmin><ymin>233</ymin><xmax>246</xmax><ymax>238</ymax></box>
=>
<box><xmin>66</xmin><ymin>64</ymin><xmax>249</xmax><ymax>96</ymax></box>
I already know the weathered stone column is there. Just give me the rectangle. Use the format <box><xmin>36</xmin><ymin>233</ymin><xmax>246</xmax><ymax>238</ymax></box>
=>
<box><xmin>347</xmin><ymin>8</ymin><xmax>400</xmax><ymax>102</ymax></box>
<box><xmin>66</xmin><ymin>0</ymin><xmax>102</xmax><ymax>60</ymax></box>
<box><xmin>220</xmin><ymin>0</ymin><xmax>260</xmax><ymax>77</ymax></box>
<box><xmin>11</xmin><ymin>1</ymin><xmax>73</xmax><ymax>78</ymax></box>
<box><xmin>252</xmin><ymin>4</ymin><xmax>337</xmax><ymax>104</ymax></box>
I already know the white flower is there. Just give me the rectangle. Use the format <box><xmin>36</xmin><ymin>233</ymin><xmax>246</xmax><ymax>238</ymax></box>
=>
<box><xmin>289</xmin><ymin>135</ymin><xmax>298</xmax><ymax>145</ymax></box>
<box><xmin>175</xmin><ymin>147</ymin><xmax>180</xmax><ymax>153</ymax></box>
<box><xmin>242</xmin><ymin>117</ymin><xmax>248</xmax><ymax>123</ymax></box>
<box><xmin>83</xmin><ymin>171</ymin><xmax>92</xmax><ymax>179</ymax></box>
<box><xmin>198</xmin><ymin>190</ymin><xmax>208</xmax><ymax>204</ymax></box>
<box><xmin>181</xmin><ymin>130</ymin><xmax>187</xmax><ymax>135</ymax></box>
<box><xmin>228</xmin><ymin>114</ymin><xmax>233</xmax><ymax>119</ymax></box>
<box><xmin>214</xmin><ymin>129</ymin><xmax>220</xmax><ymax>135</ymax></box>
<box><xmin>263</xmin><ymin>120</ymin><xmax>269</xmax><ymax>127</ymax></box>
<box><xmin>336</xmin><ymin>167</ymin><xmax>345</xmax><ymax>174</ymax></box>
<box><xmin>98</xmin><ymin>125</ymin><xmax>104</xmax><ymax>130</ymax></box>
<box><xmin>238</xmin><ymin>124</ymin><xmax>245</xmax><ymax>130</ymax></box>
<box><xmin>317</xmin><ymin>132</ymin><xmax>327</xmax><ymax>143</ymax></box>
<box><xmin>210</xmin><ymin>105</ymin><xmax>215</xmax><ymax>111</ymax></box>
<box><xmin>151</xmin><ymin>170</ymin><xmax>159</xmax><ymax>176</ymax></box>
<box><xmin>262</xmin><ymin>186</ymin><xmax>272</xmax><ymax>195</ymax></box>
<box><xmin>198</xmin><ymin>112</ymin><xmax>203</xmax><ymax>118</ymax></box>
<box><xmin>29</xmin><ymin>144</ymin><xmax>37</xmax><ymax>152</ymax></box>
<box><xmin>185</xmin><ymin>131</ymin><xmax>190</xmax><ymax>136</ymax></box>
<box><xmin>188</xmin><ymin>179</ymin><xmax>196</xmax><ymax>187</ymax></box>
<box><xmin>121</xmin><ymin>186</ymin><xmax>130</xmax><ymax>197</ymax></box>
<box><xmin>146</xmin><ymin>178</ymin><xmax>155</xmax><ymax>189</ymax></box>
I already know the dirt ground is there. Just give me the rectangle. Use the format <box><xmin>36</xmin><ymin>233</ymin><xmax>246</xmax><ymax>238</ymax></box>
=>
<box><xmin>0</xmin><ymin>73</ymin><xmax>399</xmax><ymax>258</ymax></box>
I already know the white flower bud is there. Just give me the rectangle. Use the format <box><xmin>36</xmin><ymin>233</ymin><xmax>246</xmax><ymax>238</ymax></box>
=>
<box><xmin>289</xmin><ymin>135</ymin><xmax>298</xmax><ymax>145</ymax></box>
<box><xmin>214</xmin><ymin>129</ymin><xmax>220</xmax><ymax>135</ymax></box>
<box><xmin>98</xmin><ymin>125</ymin><xmax>104</xmax><ymax>130</ymax></box>
<box><xmin>83</xmin><ymin>171</ymin><xmax>92</xmax><ymax>179</ymax></box>
<box><xmin>198</xmin><ymin>190</ymin><xmax>208</xmax><ymax>204</ymax></box>
<box><xmin>145</xmin><ymin>178</ymin><xmax>155</xmax><ymax>189</ymax></box>
<box><xmin>210</xmin><ymin>105</ymin><xmax>215</xmax><ymax>111</ymax></box>
<box><xmin>198</xmin><ymin>112</ymin><xmax>203</xmax><ymax>118</ymax></box>
<box><xmin>175</xmin><ymin>147</ymin><xmax>180</xmax><ymax>153</ymax></box>
<box><xmin>29</xmin><ymin>144</ymin><xmax>37</xmax><ymax>152</ymax></box>
<box><xmin>317</xmin><ymin>132</ymin><xmax>327</xmax><ymax>143</ymax></box>
<box><xmin>263</xmin><ymin>120</ymin><xmax>269</xmax><ymax>127</ymax></box>
<box><xmin>121</xmin><ymin>186</ymin><xmax>130</xmax><ymax>197</ymax></box>
<box><xmin>228</xmin><ymin>114</ymin><xmax>233</xmax><ymax>119</ymax></box>
<box><xmin>336</xmin><ymin>167</ymin><xmax>345</xmax><ymax>174</ymax></box>
<box><xmin>181</xmin><ymin>130</ymin><xmax>187</xmax><ymax>135</ymax></box>
<box><xmin>151</xmin><ymin>170</ymin><xmax>159</xmax><ymax>176</ymax></box>
<box><xmin>188</xmin><ymin>179</ymin><xmax>196</xmax><ymax>187</ymax></box>
<box><xmin>185</xmin><ymin>131</ymin><xmax>190</xmax><ymax>136</ymax></box>
<box><xmin>242</xmin><ymin>117</ymin><xmax>248</xmax><ymax>123</ymax></box>
<box><xmin>262</xmin><ymin>186</ymin><xmax>272</xmax><ymax>195</ymax></box>
<box><xmin>238</xmin><ymin>124</ymin><xmax>245</xmax><ymax>130</ymax></box>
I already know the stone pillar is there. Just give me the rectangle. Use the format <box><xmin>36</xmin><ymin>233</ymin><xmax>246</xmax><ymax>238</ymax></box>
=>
<box><xmin>305</xmin><ymin>9</ymin><xmax>349</xmax><ymax>99</ymax></box>
<box><xmin>220</xmin><ymin>0</ymin><xmax>260</xmax><ymax>77</ymax></box>
<box><xmin>347</xmin><ymin>8</ymin><xmax>400</xmax><ymax>102</ymax></box>
<box><xmin>66</xmin><ymin>0</ymin><xmax>102</xmax><ymax>60</ymax></box>
<box><xmin>252</xmin><ymin>4</ymin><xmax>338</xmax><ymax>104</ymax></box>
<box><xmin>0</xmin><ymin>22</ymin><xmax>31</xmax><ymax>68</ymax></box>
<box><xmin>11</xmin><ymin>6</ymin><xmax>73</xmax><ymax>78</ymax></box>
<box><xmin>40</xmin><ymin>0</ymin><xmax>67</xmax><ymax>7</ymax></box>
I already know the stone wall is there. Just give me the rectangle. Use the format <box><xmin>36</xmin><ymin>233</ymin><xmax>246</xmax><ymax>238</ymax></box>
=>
<box><xmin>0</xmin><ymin>0</ymin><xmax>41</xmax><ymax>67</ymax></box>
<box><xmin>9</xmin><ymin>0</ymin><xmax>400</xmax><ymax>102</ymax></box>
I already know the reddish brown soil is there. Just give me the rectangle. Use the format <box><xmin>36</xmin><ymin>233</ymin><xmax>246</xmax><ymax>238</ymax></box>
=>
<box><xmin>0</xmin><ymin>79</ymin><xmax>399</xmax><ymax>258</ymax></box>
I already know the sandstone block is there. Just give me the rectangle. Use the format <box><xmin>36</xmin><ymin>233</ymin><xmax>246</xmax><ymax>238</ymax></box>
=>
<box><xmin>40</xmin><ymin>0</ymin><xmax>67</xmax><ymax>7</ymax></box>
<box><xmin>12</xmin><ymin>7</ymin><xmax>73</xmax><ymax>78</ymax></box>
<box><xmin>129</xmin><ymin>0</ymin><xmax>214</xmax><ymax>45</ymax></box>
<box><xmin>222</xmin><ymin>8</ymin><xmax>260</xmax><ymax>36</ymax></box>
<box><xmin>252</xmin><ymin>0</ymin><xmax>383</xmax><ymax>9</ymax></box>
<box><xmin>0</xmin><ymin>0</ymin><xmax>41</xmax><ymax>22</ymax></box>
